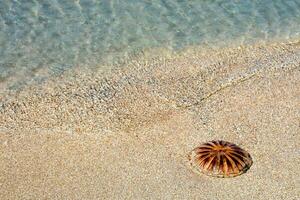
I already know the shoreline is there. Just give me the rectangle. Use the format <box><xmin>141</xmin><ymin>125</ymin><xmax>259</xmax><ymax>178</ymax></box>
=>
<box><xmin>1</xmin><ymin>40</ymin><xmax>299</xmax><ymax>199</ymax></box>
<box><xmin>1</xmin><ymin>37</ymin><xmax>299</xmax><ymax>93</ymax></box>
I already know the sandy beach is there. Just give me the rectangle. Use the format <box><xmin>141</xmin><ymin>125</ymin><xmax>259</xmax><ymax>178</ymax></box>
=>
<box><xmin>1</xmin><ymin>41</ymin><xmax>299</xmax><ymax>199</ymax></box>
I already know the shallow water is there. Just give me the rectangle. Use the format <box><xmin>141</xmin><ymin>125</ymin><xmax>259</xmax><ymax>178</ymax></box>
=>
<box><xmin>0</xmin><ymin>0</ymin><xmax>300</xmax><ymax>90</ymax></box>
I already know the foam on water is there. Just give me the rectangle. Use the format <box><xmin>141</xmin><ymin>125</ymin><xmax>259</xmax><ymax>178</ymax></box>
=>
<box><xmin>0</xmin><ymin>0</ymin><xmax>300</xmax><ymax>90</ymax></box>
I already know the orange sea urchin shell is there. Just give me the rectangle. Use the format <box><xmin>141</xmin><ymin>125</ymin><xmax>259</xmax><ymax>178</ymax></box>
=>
<box><xmin>188</xmin><ymin>140</ymin><xmax>253</xmax><ymax>178</ymax></box>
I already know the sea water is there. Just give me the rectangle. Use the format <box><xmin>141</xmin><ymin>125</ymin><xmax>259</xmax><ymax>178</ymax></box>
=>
<box><xmin>0</xmin><ymin>0</ymin><xmax>299</xmax><ymax>90</ymax></box>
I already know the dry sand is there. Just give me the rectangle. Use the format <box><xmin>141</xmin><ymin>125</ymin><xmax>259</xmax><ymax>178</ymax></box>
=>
<box><xmin>0</xmin><ymin>41</ymin><xmax>300</xmax><ymax>199</ymax></box>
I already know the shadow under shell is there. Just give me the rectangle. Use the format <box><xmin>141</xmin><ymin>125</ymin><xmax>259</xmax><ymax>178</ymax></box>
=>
<box><xmin>188</xmin><ymin>140</ymin><xmax>253</xmax><ymax>178</ymax></box>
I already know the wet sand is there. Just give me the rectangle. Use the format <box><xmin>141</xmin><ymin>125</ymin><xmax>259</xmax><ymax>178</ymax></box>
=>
<box><xmin>1</xmin><ymin>41</ymin><xmax>300</xmax><ymax>199</ymax></box>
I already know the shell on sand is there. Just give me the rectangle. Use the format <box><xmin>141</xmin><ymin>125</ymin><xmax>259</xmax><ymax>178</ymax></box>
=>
<box><xmin>188</xmin><ymin>140</ymin><xmax>253</xmax><ymax>178</ymax></box>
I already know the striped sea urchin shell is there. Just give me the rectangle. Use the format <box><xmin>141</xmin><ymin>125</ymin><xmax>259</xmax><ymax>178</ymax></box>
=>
<box><xmin>188</xmin><ymin>140</ymin><xmax>253</xmax><ymax>178</ymax></box>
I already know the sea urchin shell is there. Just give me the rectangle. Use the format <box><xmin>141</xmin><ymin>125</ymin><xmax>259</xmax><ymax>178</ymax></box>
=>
<box><xmin>188</xmin><ymin>140</ymin><xmax>253</xmax><ymax>178</ymax></box>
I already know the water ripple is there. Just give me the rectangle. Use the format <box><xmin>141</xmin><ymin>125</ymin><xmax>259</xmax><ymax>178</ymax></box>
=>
<box><xmin>0</xmin><ymin>0</ymin><xmax>300</xmax><ymax>90</ymax></box>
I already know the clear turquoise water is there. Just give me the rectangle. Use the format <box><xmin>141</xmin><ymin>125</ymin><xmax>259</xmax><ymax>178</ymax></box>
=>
<box><xmin>0</xmin><ymin>0</ymin><xmax>300</xmax><ymax>90</ymax></box>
